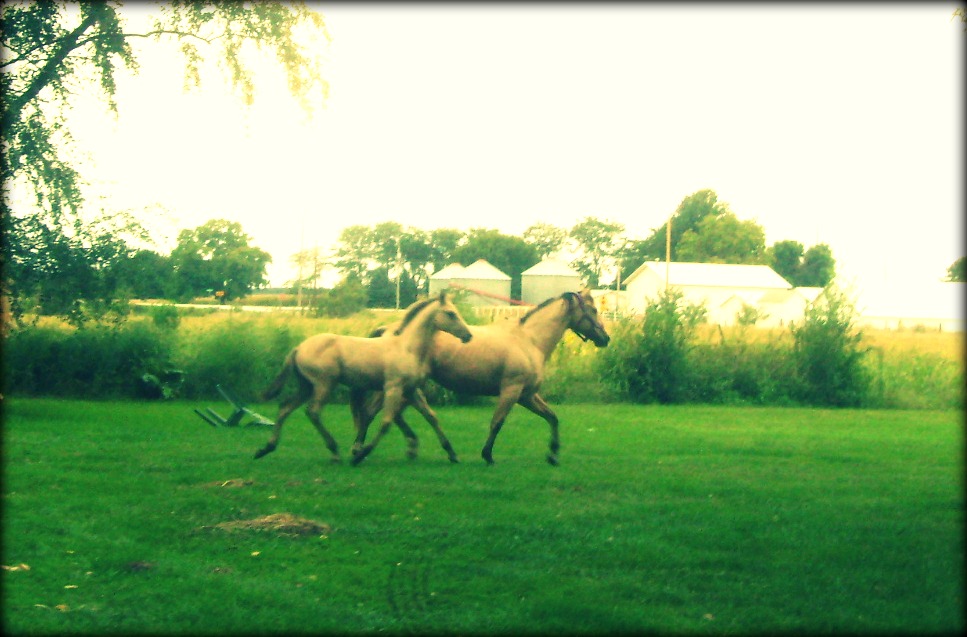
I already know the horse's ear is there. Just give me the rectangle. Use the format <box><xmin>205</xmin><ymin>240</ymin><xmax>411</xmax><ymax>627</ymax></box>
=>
<box><xmin>439</xmin><ymin>290</ymin><xmax>447</xmax><ymax>303</ymax></box>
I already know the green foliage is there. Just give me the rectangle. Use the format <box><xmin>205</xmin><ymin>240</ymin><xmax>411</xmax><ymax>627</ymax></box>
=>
<box><xmin>944</xmin><ymin>256</ymin><xmax>965</xmax><ymax>282</ymax></box>
<box><xmin>174</xmin><ymin>318</ymin><xmax>298</xmax><ymax>400</ymax></box>
<box><xmin>791</xmin><ymin>287</ymin><xmax>870</xmax><ymax>407</ymax></box>
<box><xmin>150</xmin><ymin>304</ymin><xmax>181</xmax><ymax>331</ymax></box>
<box><xmin>675</xmin><ymin>210</ymin><xmax>767</xmax><ymax>265</ymax></box>
<box><xmin>522</xmin><ymin>222</ymin><xmax>567</xmax><ymax>259</ymax></box>
<box><xmin>169</xmin><ymin>219</ymin><xmax>272</xmax><ymax>301</ymax></box>
<box><xmin>600</xmin><ymin>289</ymin><xmax>706</xmax><ymax>404</ymax></box>
<box><xmin>568</xmin><ymin>217</ymin><xmax>625</xmax><ymax>287</ymax></box>
<box><xmin>768</xmin><ymin>240</ymin><xmax>836</xmax><ymax>287</ymax></box>
<box><xmin>2</xmin><ymin>1</ymin><xmax>328</xmax><ymax>320</ymax></box>
<box><xmin>2</xmin><ymin>307</ymin><xmax>960</xmax><ymax>410</ymax></box>
<box><xmin>314</xmin><ymin>278</ymin><xmax>368</xmax><ymax>317</ymax></box>
<box><xmin>2</xmin><ymin>320</ymin><xmax>173</xmax><ymax>398</ymax></box>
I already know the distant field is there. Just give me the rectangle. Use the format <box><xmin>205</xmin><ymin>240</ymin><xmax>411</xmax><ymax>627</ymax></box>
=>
<box><xmin>2</xmin><ymin>399</ymin><xmax>962</xmax><ymax>634</ymax></box>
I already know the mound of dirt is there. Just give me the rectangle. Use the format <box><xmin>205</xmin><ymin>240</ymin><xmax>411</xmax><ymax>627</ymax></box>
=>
<box><xmin>212</xmin><ymin>513</ymin><xmax>331</xmax><ymax>537</ymax></box>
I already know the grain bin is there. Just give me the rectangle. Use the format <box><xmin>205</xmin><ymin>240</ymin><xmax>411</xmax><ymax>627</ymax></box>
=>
<box><xmin>446</xmin><ymin>259</ymin><xmax>512</xmax><ymax>306</ymax></box>
<box><xmin>428</xmin><ymin>262</ymin><xmax>465</xmax><ymax>297</ymax></box>
<box><xmin>521</xmin><ymin>258</ymin><xmax>582</xmax><ymax>305</ymax></box>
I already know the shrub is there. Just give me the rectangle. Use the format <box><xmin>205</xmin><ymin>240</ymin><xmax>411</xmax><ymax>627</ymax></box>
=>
<box><xmin>2</xmin><ymin>320</ymin><xmax>173</xmax><ymax>398</ymax></box>
<box><xmin>600</xmin><ymin>289</ymin><xmax>706</xmax><ymax>404</ymax></box>
<box><xmin>790</xmin><ymin>286</ymin><xmax>870</xmax><ymax>407</ymax></box>
<box><xmin>314</xmin><ymin>280</ymin><xmax>368</xmax><ymax>318</ymax></box>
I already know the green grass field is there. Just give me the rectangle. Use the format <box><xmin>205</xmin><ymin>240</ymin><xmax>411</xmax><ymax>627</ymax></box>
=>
<box><xmin>2</xmin><ymin>399</ymin><xmax>963</xmax><ymax>635</ymax></box>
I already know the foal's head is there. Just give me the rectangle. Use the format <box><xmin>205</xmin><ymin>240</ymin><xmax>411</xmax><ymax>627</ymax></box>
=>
<box><xmin>431</xmin><ymin>291</ymin><xmax>473</xmax><ymax>343</ymax></box>
<box><xmin>394</xmin><ymin>292</ymin><xmax>473</xmax><ymax>343</ymax></box>
<box><xmin>564</xmin><ymin>289</ymin><xmax>610</xmax><ymax>347</ymax></box>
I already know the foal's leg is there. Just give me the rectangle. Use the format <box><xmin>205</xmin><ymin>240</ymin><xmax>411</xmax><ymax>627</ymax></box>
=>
<box><xmin>304</xmin><ymin>382</ymin><xmax>341</xmax><ymax>463</ymax></box>
<box><xmin>351</xmin><ymin>384</ymin><xmax>406</xmax><ymax>466</ymax></box>
<box><xmin>348</xmin><ymin>389</ymin><xmax>372</xmax><ymax>459</ymax></box>
<box><xmin>358</xmin><ymin>390</ymin><xmax>420</xmax><ymax>460</ymax></box>
<box><xmin>254</xmin><ymin>376</ymin><xmax>312</xmax><ymax>459</ymax></box>
<box><xmin>410</xmin><ymin>388</ymin><xmax>458</xmax><ymax>463</ymax></box>
<box><xmin>480</xmin><ymin>383</ymin><xmax>524</xmax><ymax>465</ymax></box>
<box><xmin>519</xmin><ymin>392</ymin><xmax>561</xmax><ymax>466</ymax></box>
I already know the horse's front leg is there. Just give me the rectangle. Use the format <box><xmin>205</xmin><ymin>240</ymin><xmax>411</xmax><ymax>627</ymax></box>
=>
<box><xmin>481</xmin><ymin>383</ymin><xmax>524</xmax><ymax>465</ymax></box>
<box><xmin>351</xmin><ymin>384</ymin><xmax>406</xmax><ymax>466</ymax></box>
<box><xmin>519</xmin><ymin>392</ymin><xmax>561</xmax><ymax>466</ymax></box>
<box><xmin>410</xmin><ymin>388</ymin><xmax>458</xmax><ymax>463</ymax></box>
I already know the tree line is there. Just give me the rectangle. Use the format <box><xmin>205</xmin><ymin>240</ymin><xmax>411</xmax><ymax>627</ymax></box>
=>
<box><xmin>3</xmin><ymin>186</ymin><xmax>843</xmax><ymax>324</ymax></box>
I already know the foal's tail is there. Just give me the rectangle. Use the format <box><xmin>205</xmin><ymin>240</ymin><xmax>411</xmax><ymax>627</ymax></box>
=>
<box><xmin>261</xmin><ymin>349</ymin><xmax>297</xmax><ymax>401</ymax></box>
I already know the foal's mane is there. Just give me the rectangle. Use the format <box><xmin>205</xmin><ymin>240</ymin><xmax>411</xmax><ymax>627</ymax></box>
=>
<box><xmin>519</xmin><ymin>293</ymin><xmax>569</xmax><ymax>325</ymax></box>
<box><xmin>393</xmin><ymin>296</ymin><xmax>437</xmax><ymax>335</ymax></box>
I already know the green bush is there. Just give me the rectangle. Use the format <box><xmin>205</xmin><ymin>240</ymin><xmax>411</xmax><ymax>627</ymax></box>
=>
<box><xmin>314</xmin><ymin>279</ymin><xmax>367</xmax><ymax>318</ymax></box>
<box><xmin>174</xmin><ymin>318</ymin><xmax>302</xmax><ymax>400</ymax></box>
<box><xmin>687</xmin><ymin>333</ymin><xmax>798</xmax><ymax>405</ymax></box>
<box><xmin>2</xmin><ymin>321</ymin><xmax>173</xmax><ymax>398</ymax></box>
<box><xmin>602</xmin><ymin>289</ymin><xmax>706</xmax><ymax>404</ymax></box>
<box><xmin>791</xmin><ymin>287</ymin><xmax>870</xmax><ymax>407</ymax></box>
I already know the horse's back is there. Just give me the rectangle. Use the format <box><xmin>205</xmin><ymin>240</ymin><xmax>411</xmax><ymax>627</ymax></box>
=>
<box><xmin>431</xmin><ymin>326</ymin><xmax>536</xmax><ymax>395</ymax></box>
<box><xmin>295</xmin><ymin>334</ymin><xmax>387</xmax><ymax>389</ymax></box>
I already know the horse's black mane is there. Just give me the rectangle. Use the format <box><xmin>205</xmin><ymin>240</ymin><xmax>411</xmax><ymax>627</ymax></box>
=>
<box><xmin>394</xmin><ymin>296</ymin><xmax>437</xmax><ymax>335</ymax></box>
<box><xmin>519</xmin><ymin>293</ymin><xmax>570</xmax><ymax>325</ymax></box>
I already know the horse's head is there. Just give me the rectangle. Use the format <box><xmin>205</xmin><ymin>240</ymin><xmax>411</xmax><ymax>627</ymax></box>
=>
<box><xmin>433</xmin><ymin>291</ymin><xmax>473</xmax><ymax>343</ymax></box>
<box><xmin>564</xmin><ymin>290</ymin><xmax>610</xmax><ymax>347</ymax></box>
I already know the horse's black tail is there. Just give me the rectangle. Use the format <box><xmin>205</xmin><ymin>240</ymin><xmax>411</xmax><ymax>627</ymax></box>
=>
<box><xmin>261</xmin><ymin>349</ymin><xmax>297</xmax><ymax>401</ymax></box>
<box><xmin>368</xmin><ymin>325</ymin><xmax>389</xmax><ymax>338</ymax></box>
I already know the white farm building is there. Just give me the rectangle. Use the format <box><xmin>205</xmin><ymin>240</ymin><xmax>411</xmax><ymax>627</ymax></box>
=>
<box><xmin>520</xmin><ymin>258</ymin><xmax>583</xmax><ymax>305</ymax></box>
<box><xmin>429</xmin><ymin>259</ymin><xmax>512</xmax><ymax>306</ymax></box>
<box><xmin>621</xmin><ymin>261</ymin><xmax>815</xmax><ymax>327</ymax></box>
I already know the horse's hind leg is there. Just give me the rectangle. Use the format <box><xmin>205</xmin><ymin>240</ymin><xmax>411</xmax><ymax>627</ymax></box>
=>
<box><xmin>254</xmin><ymin>376</ymin><xmax>312</xmax><ymax>459</ymax></box>
<box><xmin>519</xmin><ymin>392</ymin><xmax>561</xmax><ymax>466</ymax></box>
<box><xmin>305</xmin><ymin>382</ymin><xmax>341</xmax><ymax>463</ymax></box>
<box><xmin>410</xmin><ymin>389</ymin><xmax>458</xmax><ymax>463</ymax></box>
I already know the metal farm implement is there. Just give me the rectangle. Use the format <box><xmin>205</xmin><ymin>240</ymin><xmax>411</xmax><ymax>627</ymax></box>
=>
<box><xmin>194</xmin><ymin>384</ymin><xmax>273</xmax><ymax>428</ymax></box>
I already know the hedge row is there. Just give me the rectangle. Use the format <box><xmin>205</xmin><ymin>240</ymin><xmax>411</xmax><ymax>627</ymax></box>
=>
<box><xmin>2</xmin><ymin>298</ymin><xmax>962</xmax><ymax>410</ymax></box>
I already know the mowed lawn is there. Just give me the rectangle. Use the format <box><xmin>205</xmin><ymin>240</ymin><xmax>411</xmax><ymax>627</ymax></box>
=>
<box><xmin>1</xmin><ymin>399</ymin><xmax>962</xmax><ymax>635</ymax></box>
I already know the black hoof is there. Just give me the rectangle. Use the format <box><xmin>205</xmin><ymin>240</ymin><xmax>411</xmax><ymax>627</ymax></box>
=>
<box><xmin>546</xmin><ymin>454</ymin><xmax>559</xmax><ymax>466</ymax></box>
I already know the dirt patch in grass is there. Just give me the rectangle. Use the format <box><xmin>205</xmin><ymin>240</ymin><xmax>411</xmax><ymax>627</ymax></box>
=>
<box><xmin>203</xmin><ymin>478</ymin><xmax>255</xmax><ymax>488</ymax></box>
<box><xmin>211</xmin><ymin>513</ymin><xmax>331</xmax><ymax>537</ymax></box>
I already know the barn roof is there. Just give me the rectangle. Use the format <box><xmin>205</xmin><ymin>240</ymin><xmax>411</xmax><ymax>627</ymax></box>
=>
<box><xmin>429</xmin><ymin>263</ymin><xmax>465</xmax><ymax>280</ymax></box>
<box><xmin>521</xmin><ymin>258</ymin><xmax>581</xmax><ymax>277</ymax></box>
<box><xmin>624</xmin><ymin>261</ymin><xmax>792</xmax><ymax>289</ymax></box>
<box><xmin>451</xmin><ymin>259</ymin><xmax>511</xmax><ymax>281</ymax></box>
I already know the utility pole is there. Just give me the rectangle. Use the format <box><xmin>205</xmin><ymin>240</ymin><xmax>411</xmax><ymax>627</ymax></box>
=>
<box><xmin>395</xmin><ymin>237</ymin><xmax>402</xmax><ymax>310</ymax></box>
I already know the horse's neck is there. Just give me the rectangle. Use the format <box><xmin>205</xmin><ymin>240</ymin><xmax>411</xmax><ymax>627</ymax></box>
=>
<box><xmin>398</xmin><ymin>303</ymin><xmax>438</xmax><ymax>360</ymax></box>
<box><xmin>519</xmin><ymin>299</ymin><xmax>570</xmax><ymax>359</ymax></box>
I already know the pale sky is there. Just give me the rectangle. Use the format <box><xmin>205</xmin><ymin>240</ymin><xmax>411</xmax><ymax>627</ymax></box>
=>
<box><xmin>42</xmin><ymin>3</ymin><xmax>965</xmax><ymax>293</ymax></box>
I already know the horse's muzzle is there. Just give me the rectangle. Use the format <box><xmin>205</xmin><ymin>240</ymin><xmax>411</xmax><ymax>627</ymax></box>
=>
<box><xmin>460</xmin><ymin>333</ymin><xmax>473</xmax><ymax>344</ymax></box>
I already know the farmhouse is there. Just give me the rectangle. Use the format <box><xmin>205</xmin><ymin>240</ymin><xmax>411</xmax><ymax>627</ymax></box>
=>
<box><xmin>429</xmin><ymin>259</ymin><xmax>512</xmax><ymax>306</ymax></box>
<box><xmin>622</xmin><ymin>261</ymin><xmax>809</xmax><ymax>326</ymax></box>
<box><xmin>520</xmin><ymin>257</ymin><xmax>583</xmax><ymax>305</ymax></box>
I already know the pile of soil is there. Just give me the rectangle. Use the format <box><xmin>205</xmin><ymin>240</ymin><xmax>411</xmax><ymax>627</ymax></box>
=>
<box><xmin>212</xmin><ymin>513</ymin><xmax>331</xmax><ymax>537</ymax></box>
